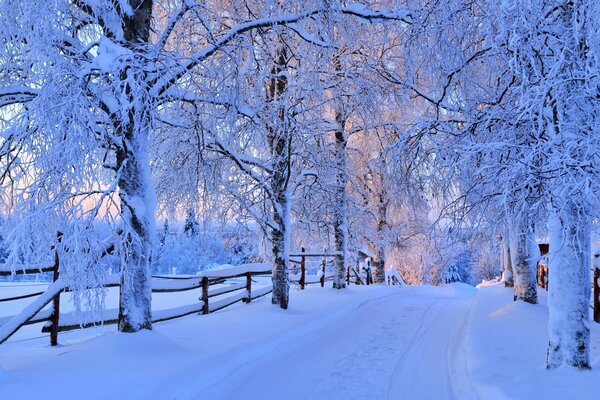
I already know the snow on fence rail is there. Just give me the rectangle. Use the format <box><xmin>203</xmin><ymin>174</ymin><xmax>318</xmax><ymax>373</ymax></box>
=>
<box><xmin>0</xmin><ymin>263</ymin><xmax>55</xmax><ymax>276</ymax></box>
<box><xmin>0</xmin><ymin>278</ymin><xmax>65</xmax><ymax>345</ymax></box>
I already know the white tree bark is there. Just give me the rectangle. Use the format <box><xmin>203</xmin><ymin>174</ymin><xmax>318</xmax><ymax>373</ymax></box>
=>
<box><xmin>116</xmin><ymin>0</ymin><xmax>155</xmax><ymax>332</ymax></box>
<box><xmin>501</xmin><ymin>237</ymin><xmax>514</xmax><ymax>287</ymax></box>
<box><xmin>332</xmin><ymin>113</ymin><xmax>348</xmax><ymax>289</ymax></box>
<box><xmin>268</xmin><ymin>42</ymin><xmax>291</xmax><ymax>309</ymax></box>
<box><xmin>117</xmin><ymin>126</ymin><xmax>155</xmax><ymax>331</ymax></box>
<box><xmin>508</xmin><ymin>213</ymin><xmax>538</xmax><ymax>304</ymax></box>
<box><xmin>373</xmin><ymin>190</ymin><xmax>387</xmax><ymax>284</ymax></box>
<box><xmin>270</xmin><ymin>195</ymin><xmax>291</xmax><ymax>309</ymax></box>
<box><xmin>547</xmin><ymin>200</ymin><xmax>591</xmax><ymax>369</ymax></box>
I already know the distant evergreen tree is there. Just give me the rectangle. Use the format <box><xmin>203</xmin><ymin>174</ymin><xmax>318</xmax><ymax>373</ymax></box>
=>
<box><xmin>183</xmin><ymin>208</ymin><xmax>199</xmax><ymax>237</ymax></box>
<box><xmin>160</xmin><ymin>218</ymin><xmax>169</xmax><ymax>246</ymax></box>
<box><xmin>444</xmin><ymin>265</ymin><xmax>462</xmax><ymax>284</ymax></box>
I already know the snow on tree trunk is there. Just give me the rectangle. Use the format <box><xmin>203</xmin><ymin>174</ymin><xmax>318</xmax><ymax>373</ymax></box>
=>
<box><xmin>373</xmin><ymin>249</ymin><xmax>385</xmax><ymax>284</ymax></box>
<box><xmin>332</xmin><ymin>114</ymin><xmax>348</xmax><ymax>289</ymax></box>
<box><xmin>268</xmin><ymin>41</ymin><xmax>291</xmax><ymax>309</ymax></box>
<box><xmin>542</xmin><ymin>0</ymin><xmax>594</xmax><ymax>370</ymax></box>
<box><xmin>546</xmin><ymin>200</ymin><xmax>591</xmax><ymax>369</ymax></box>
<box><xmin>373</xmin><ymin>190</ymin><xmax>387</xmax><ymax>284</ymax></box>
<box><xmin>270</xmin><ymin>191</ymin><xmax>291</xmax><ymax>309</ymax></box>
<box><xmin>508</xmin><ymin>213</ymin><xmax>538</xmax><ymax>304</ymax></box>
<box><xmin>117</xmin><ymin>121</ymin><xmax>155</xmax><ymax>332</ymax></box>
<box><xmin>116</xmin><ymin>0</ymin><xmax>155</xmax><ymax>332</ymax></box>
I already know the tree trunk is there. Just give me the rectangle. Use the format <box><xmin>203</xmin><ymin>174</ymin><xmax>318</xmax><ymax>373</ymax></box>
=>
<box><xmin>546</xmin><ymin>200</ymin><xmax>591</xmax><ymax>369</ymax></box>
<box><xmin>270</xmin><ymin>226</ymin><xmax>290</xmax><ymax>309</ymax></box>
<box><xmin>332</xmin><ymin>114</ymin><xmax>348</xmax><ymax>289</ymax></box>
<box><xmin>544</xmin><ymin>0</ymin><xmax>592</xmax><ymax>370</ymax></box>
<box><xmin>502</xmin><ymin>236</ymin><xmax>514</xmax><ymax>287</ymax></box>
<box><xmin>268</xmin><ymin>41</ymin><xmax>291</xmax><ymax>309</ymax></box>
<box><xmin>373</xmin><ymin>249</ymin><xmax>385</xmax><ymax>284</ymax></box>
<box><xmin>117</xmin><ymin>127</ymin><xmax>155</xmax><ymax>332</ymax></box>
<box><xmin>373</xmin><ymin>190</ymin><xmax>387</xmax><ymax>284</ymax></box>
<box><xmin>508</xmin><ymin>212</ymin><xmax>538</xmax><ymax>304</ymax></box>
<box><xmin>270</xmin><ymin>190</ymin><xmax>290</xmax><ymax>309</ymax></box>
<box><xmin>116</xmin><ymin>0</ymin><xmax>155</xmax><ymax>332</ymax></box>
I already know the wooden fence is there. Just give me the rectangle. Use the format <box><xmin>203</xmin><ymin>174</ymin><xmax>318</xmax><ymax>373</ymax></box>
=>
<box><xmin>0</xmin><ymin>248</ymin><xmax>372</xmax><ymax>346</ymax></box>
<box><xmin>0</xmin><ymin>262</ymin><xmax>276</xmax><ymax>346</ymax></box>
<box><xmin>595</xmin><ymin>268</ymin><xmax>600</xmax><ymax>324</ymax></box>
<box><xmin>289</xmin><ymin>248</ymin><xmax>375</xmax><ymax>289</ymax></box>
<box><xmin>0</xmin><ymin>245</ymin><xmax>389</xmax><ymax>347</ymax></box>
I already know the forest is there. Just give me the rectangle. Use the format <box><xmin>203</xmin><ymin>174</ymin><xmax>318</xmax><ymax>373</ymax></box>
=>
<box><xmin>0</xmin><ymin>1</ymin><xmax>599</xmax><ymax>396</ymax></box>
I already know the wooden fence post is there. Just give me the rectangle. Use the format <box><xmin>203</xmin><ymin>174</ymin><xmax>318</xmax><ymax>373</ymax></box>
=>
<box><xmin>50</xmin><ymin>232</ymin><xmax>62</xmax><ymax>346</ymax></box>
<box><xmin>594</xmin><ymin>268</ymin><xmax>600</xmax><ymax>323</ymax></box>
<box><xmin>300</xmin><ymin>247</ymin><xmax>306</xmax><ymax>290</ymax></box>
<box><xmin>320</xmin><ymin>258</ymin><xmax>325</xmax><ymax>288</ymax></box>
<box><xmin>201</xmin><ymin>277</ymin><xmax>209</xmax><ymax>314</ymax></box>
<box><xmin>244</xmin><ymin>271</ymin><xmax>252</xmax><ymax>303</ymax></box>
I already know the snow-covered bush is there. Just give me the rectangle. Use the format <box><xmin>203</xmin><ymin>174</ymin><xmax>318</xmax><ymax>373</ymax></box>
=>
<box><xmin>155</xmin><ymin>219</ymin><xmax>259</xmax><ymax>275</ymax></box>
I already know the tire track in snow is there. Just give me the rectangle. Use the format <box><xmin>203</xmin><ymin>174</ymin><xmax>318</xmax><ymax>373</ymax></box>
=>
<box><xmin>386</xmin><ymin>296</ymin><xmax>479</xmax><ymax>400</ymax></box>
<box><xmin>385</xmin><ymin>298</ymin><xmax>440</xmax><ymax>400</ymax></box>
<box><xmin>304</xmin><ymin>297</ymin><xmax>438</xmax><ymax>400</ymax></box>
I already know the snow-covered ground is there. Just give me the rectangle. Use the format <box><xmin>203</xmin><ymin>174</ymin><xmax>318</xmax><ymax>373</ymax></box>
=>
<box><xmin>468</xmin><ymin>282</ymin><xmax>600</xmax><ymax>399</ymax></box>
<box><xmin>0</xmin><ymin>282</ymin><xmax>598</xmax><ymax>399</ymax></box>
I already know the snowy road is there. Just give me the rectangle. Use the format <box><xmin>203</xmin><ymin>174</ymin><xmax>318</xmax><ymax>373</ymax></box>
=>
<box><xmin>197</xmin><ymin>286</ymin><xmax>479</xmax><ymax>400</ymax></box>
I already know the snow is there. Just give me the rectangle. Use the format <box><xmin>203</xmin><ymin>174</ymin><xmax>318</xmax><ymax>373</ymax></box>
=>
<box><xmin>0</xmin><ymin>278</ymin><xmax>64</xmax><ymax>344</ymax></box>
<box><xmin>1</xmin><ymin>282</ymin><xmax>599</xmax><ymax>399</ymax></box>
<box><xmin>468</xmin><ymin>282</ymin><xmax>600</xmax><ymax>399</ymax></box>
<box><xmin>94</xmin><ymin>37</ymin><xmax>131</xmax><ymax>73</ymax></box>
<box><xmin>207</xmin><ymin>282</ymin><xmax>246</xmax><ymax>297</ymax></box>
<box><xmin>152</xmin><ymin>303</ymin><xmax>201</xmax><ymax>323</ymax></box>
<box><xmin>196</xmin><ymin>263</ymin><xmax>271</xmax><ymax>278</ymax></box>
<box><xmin>208</xmin><ymin>290</ymin><xmax>249</xmax><ymax>313</ymax></box>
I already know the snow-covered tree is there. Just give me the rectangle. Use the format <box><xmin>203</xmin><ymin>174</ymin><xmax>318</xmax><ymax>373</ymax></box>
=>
<box><xmin>183</xmin><ymin>208</ymin><xmax>199</xmax><ymax>237</ymax></box>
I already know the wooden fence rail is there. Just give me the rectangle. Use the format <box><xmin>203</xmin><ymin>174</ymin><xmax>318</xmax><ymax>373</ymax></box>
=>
<box><xmin>0</xmin><ymin>264</ymin><xmax>55</xmax><ymax>276</ymax></box>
